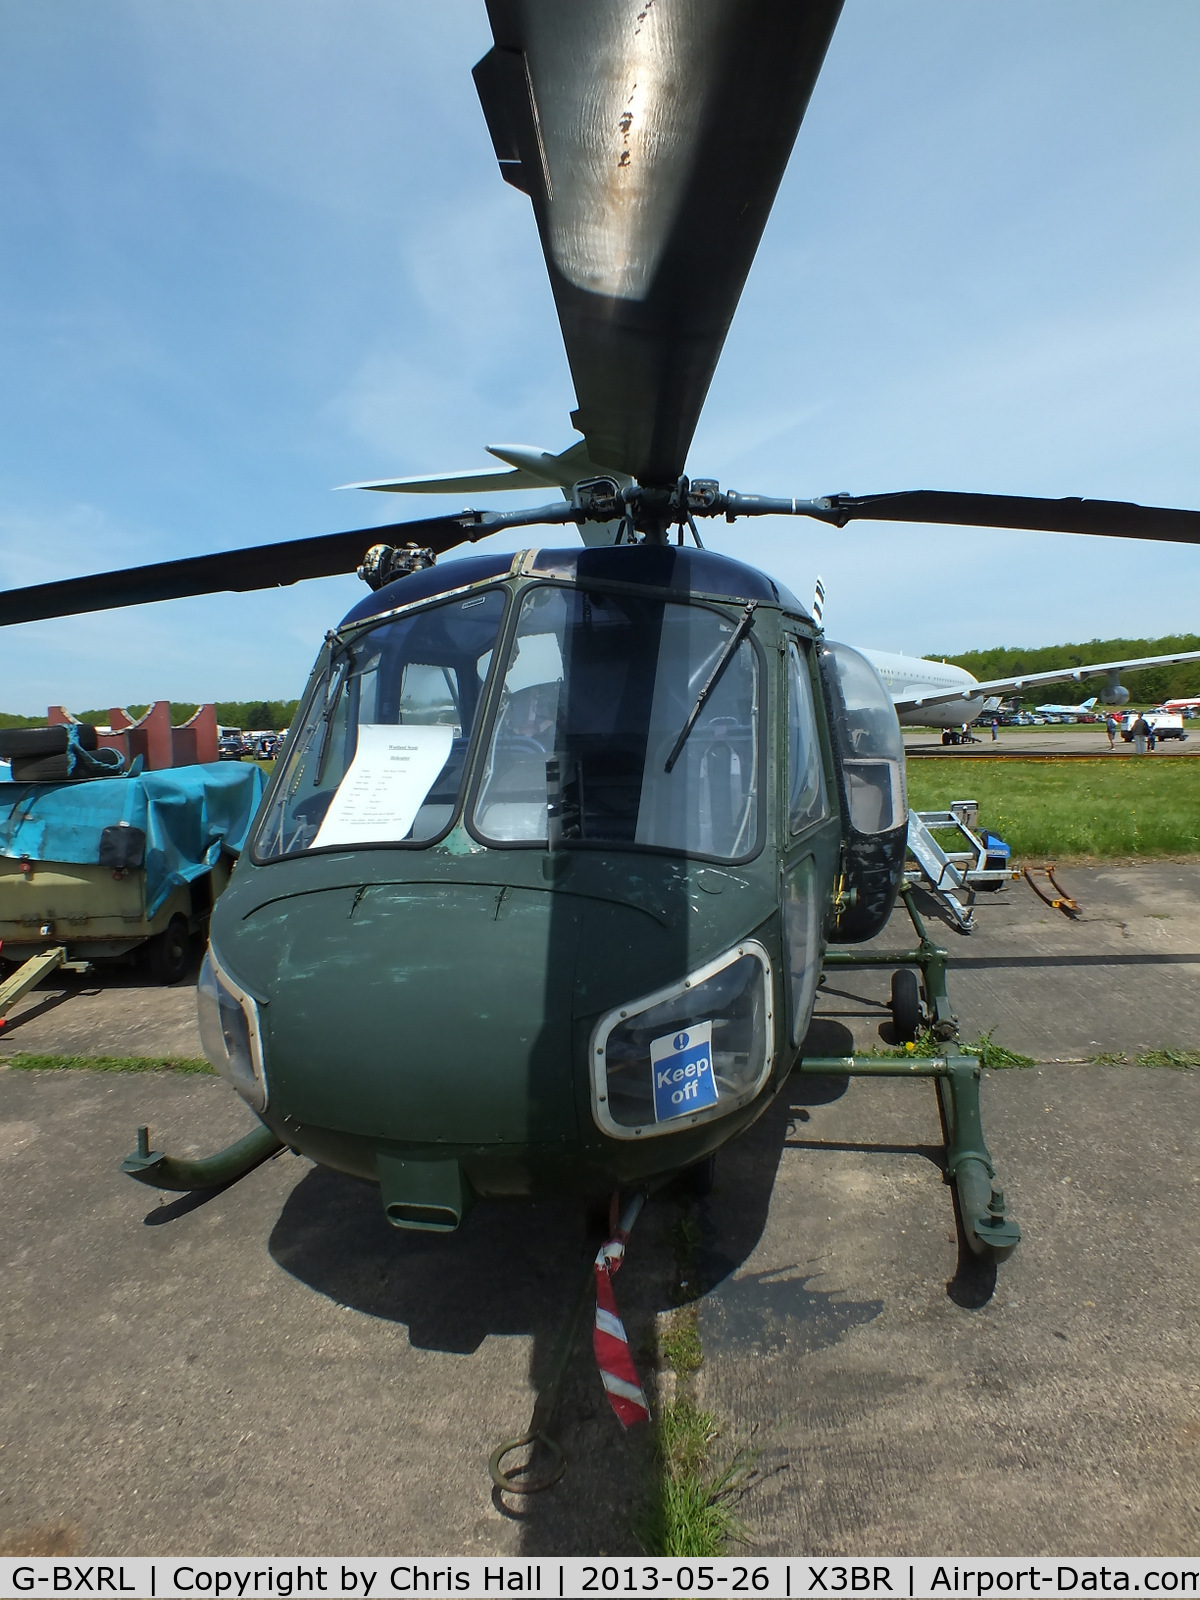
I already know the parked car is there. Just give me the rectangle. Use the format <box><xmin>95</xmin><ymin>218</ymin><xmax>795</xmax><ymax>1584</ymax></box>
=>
<box><xmin>217</xmin><ymin>733</ymin><xmax>244</xmax><ymax>760</ymax></box>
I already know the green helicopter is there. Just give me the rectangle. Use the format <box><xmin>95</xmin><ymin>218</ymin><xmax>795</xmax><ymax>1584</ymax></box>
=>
<box><xmin>3</xmin><ymin>0</ymin><xmax>1199</xmax><ymax>1274</ymax></box>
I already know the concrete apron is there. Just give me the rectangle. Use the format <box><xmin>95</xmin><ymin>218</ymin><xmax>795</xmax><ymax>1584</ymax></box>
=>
<box><xmin>818</xmin><ymin>862</ymin><xmax>1200</xmax><ymax>1060</ymax></box>
<box><xmin>0</xmin><ymin>863</ymin><xmax>1197</xmax><ymax>1556</ymax></box>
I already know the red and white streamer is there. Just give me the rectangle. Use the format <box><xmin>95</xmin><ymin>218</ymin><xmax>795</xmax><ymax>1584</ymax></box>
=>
<box><xmin>593</xmin><ymin>1234</ymin><xmax>650</xmax><ymax>1428</ymax></box>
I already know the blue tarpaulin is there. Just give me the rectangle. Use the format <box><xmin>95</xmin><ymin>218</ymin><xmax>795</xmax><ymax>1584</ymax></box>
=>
<box><xmin>0</xmin><ymin>763</ymin><xmax>266</xmax><ymax>917</ymax></box>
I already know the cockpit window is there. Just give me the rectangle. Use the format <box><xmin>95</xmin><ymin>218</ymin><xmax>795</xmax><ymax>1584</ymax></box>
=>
<box><xmin>788</xmin><ymin>640</ymin><xmax>828</xmax><ymax>834</ymax></box>
<box><xmin>471</xmin><ymin>585</ymin><xmax>761</xmax><ymax>859</ymax></box>
<box><xmin>820</xmin><ymin>640</ymin><xmax>907</xmax><ymax>835</ymax></box>
<box><xmin>254</xmin><ymin>589</ymin><xmax>507</xmax><ymax>858</ymax></box>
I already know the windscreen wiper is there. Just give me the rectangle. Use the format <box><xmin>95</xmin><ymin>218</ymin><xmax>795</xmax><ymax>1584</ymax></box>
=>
<box><xmin>664</xmin><ymin>601</ymin><xmax>758</xmax><ymax>774</ymax></box>
<box><xmin>313</xmin><ymin>645</ymin><xmax>353</xmax><ymax>786</ymax></box>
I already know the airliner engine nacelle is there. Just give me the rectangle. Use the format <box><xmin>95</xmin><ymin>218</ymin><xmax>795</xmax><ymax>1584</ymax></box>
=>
<box><xmin>1100</xmin><ymin>670</ymin><xmax>1130</xmax><ymax>705</ymax></box>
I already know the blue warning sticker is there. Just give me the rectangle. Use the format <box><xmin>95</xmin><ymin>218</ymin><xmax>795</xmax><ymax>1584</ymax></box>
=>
<box><xmin>649</xmin><ymin>1022</ymin><xmax>719</xmax><ymax>1122</ymax></box>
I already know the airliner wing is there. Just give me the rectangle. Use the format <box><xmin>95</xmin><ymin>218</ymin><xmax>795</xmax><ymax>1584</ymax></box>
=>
<box><xmin>891</xmin><ymin>649</ymin><xmax>1200</xmax><ymax>716</ymax></box>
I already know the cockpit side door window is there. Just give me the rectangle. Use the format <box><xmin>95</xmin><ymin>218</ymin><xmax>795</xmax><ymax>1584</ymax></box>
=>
<box><xmin>787</xmin><ymin>639</ymin><xmax>829</xmax><ymax>834</ymax></box>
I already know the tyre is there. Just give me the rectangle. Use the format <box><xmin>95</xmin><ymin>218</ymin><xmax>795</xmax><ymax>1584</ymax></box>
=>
<box><xmin>890</xmin><ymin>968</ymin><xmax>921</xmax><ymax>1043</ymax></box>
<box><xmin>148</xmin><ymin>915</ymin><xmax>191</xmax><ymax>985</ymax></box>
<box><xmin>0</xmin><ymin>724</ymin><xmax>97</xmax><ymax>758</ymax></box>
<box><xmin>10</xmin><ymin>753</ymin><xmax>75</xmax><ymax>782</ymax></box>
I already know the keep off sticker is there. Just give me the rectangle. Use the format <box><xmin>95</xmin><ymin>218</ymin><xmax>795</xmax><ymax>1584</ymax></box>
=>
<box><xmin>649</xmin><ymin>1022</ymin><xmax>718</xmax><ymax>1122</ymax></box>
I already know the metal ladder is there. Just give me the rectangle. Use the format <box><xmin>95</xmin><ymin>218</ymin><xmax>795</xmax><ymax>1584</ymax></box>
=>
<box><xmin>905</xmin><ymin>803</ymin><xmax>1017</xmax><ymax>932</ymax></box>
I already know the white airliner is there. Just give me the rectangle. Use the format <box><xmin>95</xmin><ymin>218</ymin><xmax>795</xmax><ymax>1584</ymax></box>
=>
<box><xmin>858</xmin><ymin>649</ymin><xmax>1200</xmax><ymax>728</ymax></box>
<box><xmin>342</xmin><ymin>442</ymin><xmax>1200</xmax><ymax>730</ymax></box>
<box><xmin>854</xmin><ymin>649</ymin><xmax>998</xmax><ymax>729</ymax></box>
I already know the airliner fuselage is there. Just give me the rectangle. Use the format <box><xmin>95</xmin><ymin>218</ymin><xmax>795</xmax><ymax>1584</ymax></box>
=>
<box><xmin>858</xmin><ymin>648</ymin><xmax>985</xmax><ymax>728</ymax></box>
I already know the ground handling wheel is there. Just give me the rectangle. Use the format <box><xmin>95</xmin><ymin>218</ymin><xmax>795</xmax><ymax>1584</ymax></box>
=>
<box><xmin>148</xmin><ymin>915</ymin><xmax>191</xmax><ymax>986</ymax></box>
<box><xmin>890</xmin><ymin>968</ymin><xmax>922</xmax><ymax>1043</ymax></box>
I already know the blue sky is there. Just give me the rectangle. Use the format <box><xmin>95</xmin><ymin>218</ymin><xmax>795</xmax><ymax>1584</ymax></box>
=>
<box><xmin>1</xmin><ymin>1</ymin><xmax>1198</xmax><ymax>714</ymax></box>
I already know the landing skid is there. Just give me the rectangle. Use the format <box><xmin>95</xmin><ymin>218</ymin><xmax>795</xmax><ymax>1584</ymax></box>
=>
<box><xmin>805</xmin><ymin>882</ymin><xmax>1021</xmax><ymax>1264</ymax></box>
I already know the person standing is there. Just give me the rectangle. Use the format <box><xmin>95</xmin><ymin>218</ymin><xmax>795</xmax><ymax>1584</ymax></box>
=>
<box><xmin>991</xmin><ymin>717</ymin><xmax>999</xmax><ymax>742</ymax></box>
<box><xmin>1132</xmin><ymin>712</ymin><xmax>1150</xmax><ymax>756</ymax></box>
<box><xmin>1105</xmin><ymin>714</ymin><xmax>1117</xmax><ymax>750</ymax></box>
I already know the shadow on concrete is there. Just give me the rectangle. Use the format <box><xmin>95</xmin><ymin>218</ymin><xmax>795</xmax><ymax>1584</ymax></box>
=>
<box><xmin>0</xmin><ymin>942</ymin><xmax>204</xmax><ymax>1046</ymax></box>
<box><xmin>143</xmin><ymin>1184</ymin><xmax>239</xmax><ymax>1226</ymax></box>
<box><xmin>906</xmin><ymin>881</ymin><xmax>974</xmax><ymax>939</ymax></box>
<box><xmin>0</xmin><ymin>987</ymin><xmax>81</xmax><ymax>1038</ymax></box>
<box><xmin>268</xmin><ymin>1170</ymin><xmax>597</xmax><ymax>1356</ymax></box>
<box><xmin>249</xmin><ymin>1004</ymin><xmax>968</xmax><ymax>1550</ymax></box>
<box><xmin>261</xmin><ymin>1045</ymin><xmax>818</xmax><ymax>1552</ymax></box>
<box><xmin>785</xmin><ymin>1137</ymin><xmax>944</xmax><ymax>1164</ymax></box>
<box><xmin>947</xmin><ymin>1248</ymin><xmax>998</xmax><ymax>1310</ymax></box>
<box><xmin>951</xmin><ymin>951</ymin><xmax>1200</xmax><ymax>970</ymax></box>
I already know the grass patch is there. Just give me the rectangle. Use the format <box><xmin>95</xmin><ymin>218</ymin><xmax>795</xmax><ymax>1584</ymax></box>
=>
<box><xmin>1091</xmin><ymin>1049</ymin><xmax>1199</xmax><ymax>1070</ymax></box>
<box><xmin>633</xmin><ymin>1401</ymin><xmax>755</xmax><ymax>1557</ymax></box>
<box><xmin>965</xmin><ymin>1031</ymin><xmax>1037</xmax><ymax>1070</ymax></box>
<box><xmin>635</xmin><ymin>1212</ymin><xmax>757</xmax><ymax>1556</ymax></box>
<box><xmin>660</xmin><ymin>1306</ymin><xmax>704</xmax><ymax>1377</ymax></box>
<box><xmin>1138</xmin><ymin>1049</ymin><xmax>1200</xmax><ymax>1069</ymax></box>
<box><xmin>906</xmin><ymin>758</ymin><xmax>1200</xmax><ymax>859</ymax></box>
<box><xmin>862</xmin><ymin>1029</ymin><xmax>1036</xmax><ymax>1070</ymax></box>
<box><xmin>1</xmin><ymin>1053</ymin><xmax>214</xmax><ymax>1074</ymax></box>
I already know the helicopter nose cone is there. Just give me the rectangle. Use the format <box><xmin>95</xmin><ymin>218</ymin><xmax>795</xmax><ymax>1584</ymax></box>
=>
<box><xmin>225</xmin><ymin>881</ymin><xmax>584</xmax><ymax>1151</ymax></box>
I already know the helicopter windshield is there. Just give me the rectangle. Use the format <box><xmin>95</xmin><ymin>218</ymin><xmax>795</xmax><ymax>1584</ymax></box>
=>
<box><xmin>471</xmin><ymin>585</ymin><xmax>761</xmax><ymax>860</ymax></box>
<box><xmin>254</xmin><ymin>588</ymin><xmax>507</xmax><ymax>858</ymax></box>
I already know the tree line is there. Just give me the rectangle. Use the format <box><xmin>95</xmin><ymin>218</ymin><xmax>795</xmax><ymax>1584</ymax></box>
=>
<box><xmin>933</xmin><ymin>633</ymin><xmax>1200</xmax><ymax>706</ymax></box>
<box><xmin>0</xmin><ymin>699</ymin><xmax>302</xmax><ymax>731</ymax></box>
<box><xmin>5</xmin><ymin>632</ymin><xmax>1200</xmax><ymax>733</ymax></box>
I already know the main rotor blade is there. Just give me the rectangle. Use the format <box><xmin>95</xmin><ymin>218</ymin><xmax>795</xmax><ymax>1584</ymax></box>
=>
<box><xmin>475</xmin><ymin>0</ymin><xmax>844</xmax><ymax>486</ymax></box>
<box><xmin>806</xmin><ymin>490</ymin><xmax>1200</xmax><ymax>545</ymax></box>
<box><xmin>0</xmin><ymin>514</ymin><xmax>477</xmax><ymax>628</ymax></box>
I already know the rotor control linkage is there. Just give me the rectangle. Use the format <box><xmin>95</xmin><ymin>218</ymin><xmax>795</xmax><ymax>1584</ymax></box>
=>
<box><xmin>400</xmin><ymin>479</ymin><xmax>1200</xmax><ymax>549</ymax></box>
<box><xmin>352</xmin><ymin>477</ymin><xmax>865</xmax><ymax>560</ymax></box>
<box><xmin>426</xmin><ymin>477</ymin><xmax>1158</xmax><ymax>552</ymax></box>
<box><xmin>356</xmin><ymin>542</ymin><xmax>437</xmax><ymax>591</ymax></box>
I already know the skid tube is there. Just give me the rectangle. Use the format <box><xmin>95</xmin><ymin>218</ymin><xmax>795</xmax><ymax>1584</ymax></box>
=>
<box><xmin>808</xmin><ymin>882</ymin><xmax>1020</xmax><ymax>1263</ymax></box>
<box><xmin>121</xmin><ymin>1121</ymin><xmax>284</xmax><ymax>1191</ymax></box>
